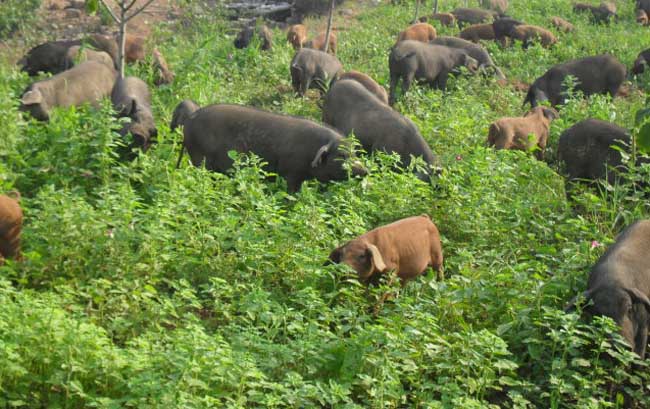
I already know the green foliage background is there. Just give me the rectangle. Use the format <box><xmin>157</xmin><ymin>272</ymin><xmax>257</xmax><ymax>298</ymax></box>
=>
<box><xmin>1</xmin><ymin>0</ymin><xmax>650</xmax><ymax>407</ymax></box>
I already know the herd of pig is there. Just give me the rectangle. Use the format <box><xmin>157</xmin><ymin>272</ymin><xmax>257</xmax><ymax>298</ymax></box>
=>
<box><xmin>3</xmin><ymin>0</ymin><xmax>650</xmax><ymax>359</ymax></box>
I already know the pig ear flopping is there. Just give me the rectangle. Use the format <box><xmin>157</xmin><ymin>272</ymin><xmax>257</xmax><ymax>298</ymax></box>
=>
<box><xmin>565</xmin><ymin>290</ymin><xmax>593</xmax><ymax>313</ymax></box>
<box><xmin>367</xmin><ymin>244</ymin><xmax>387</xmax><ymax>274</ymax></box>
<box><xmin>311</xmin><ymin>144</ymin><xmax>330</xmax><ymax>168</ymax></box>
<box><xmin>21</xmin><ymin>89</ymin><xmax>43</xmax><ymax>105</ymax></box>
<box><xmin>625</xmin><ymin>288</ymin><xmax>650</xmax><ymax>313</ymax></box>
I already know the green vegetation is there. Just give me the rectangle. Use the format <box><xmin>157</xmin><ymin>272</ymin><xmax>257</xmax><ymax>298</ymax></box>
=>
<box><xmin>1</xmin><ymin>0</ymin><xmax>650</xmax><ymax>407</ymax></box>
<box><xmin>0</xmin><ymin>0</ymin><xmax>41</xmax><ymax>38</ymax></box>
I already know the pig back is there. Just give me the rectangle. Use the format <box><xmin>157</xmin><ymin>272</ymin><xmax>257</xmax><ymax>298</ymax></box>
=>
<box><xmin>47</xmin><ymin>61</ymin><xmax>117</xmax><ymax>109</ymax></box>
<box><xmin>111</xmin><ymin>76</ymin><xmax>152</xmax><ymax>116</ymax></box>
<box><xmin>183</xmin><ymin>104</ymin><xmax>342</xmax><ymax>173</ymax></box>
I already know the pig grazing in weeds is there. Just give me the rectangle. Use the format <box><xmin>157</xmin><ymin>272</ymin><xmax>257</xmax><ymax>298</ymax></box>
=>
<box><xmin>111</xmin><ymin>76</ymin><xmax>157</xmax><ymax>152</ymax></box>
<box><xmin>20</xmin><ymin>60</ymin><xmax>116</xmax><ymax>121</ymax></box>
<box><xmin>290</xmin><ymin>48</ymin><xmax>342</xmax><ymax>96</ymax></box>
<box><xmin>567</xmin><ymin>220</ymin><xmax>650</xmax><ymax>359</ymax></box>
<box><xmin>329</xmin><ymin>215</ymin><xmax>444</xmax><ymax>283</ymax></box>
<box><xmin>323</xmin><ymin>79</ymin><xmax>437</xmax><ymax>181</ymax></box>
<box><xmin>175</xmin><ymin>104</ymin><xmax>366</xmax><ymax>192</ymax></box>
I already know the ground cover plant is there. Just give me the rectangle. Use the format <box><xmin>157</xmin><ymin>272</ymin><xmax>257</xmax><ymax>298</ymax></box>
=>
<box><xmin>1</xmin><ymin>0</ymin><xmax>650</xmax><ymax>407</ymax></box>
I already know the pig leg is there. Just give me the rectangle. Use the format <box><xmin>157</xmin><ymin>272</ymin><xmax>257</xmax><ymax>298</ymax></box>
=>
<box><xmin>434</xmin><ymin>70</ymin><xmax>450</xmax><ymax>91</ymax></box>
<box><xmin>401</xmin><ymin>71</ymin><xmax>415</xmax><ymax>97</ymax></box>
<box><xmin>300</xmin><ymin>75</ymin><xmax>313</xmax><ymax>96</ymax></box>
<box><xmin>389</xmin><ymin>73</ymin><xmax>400</xmax><ymax>105</ymax></box>
<box><xmin>429</xmin><ymin>237</ymin><xmax>444</xmax><ymax>281</ymax></box>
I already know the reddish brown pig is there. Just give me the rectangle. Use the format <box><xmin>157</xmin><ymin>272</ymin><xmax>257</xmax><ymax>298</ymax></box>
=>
<box><xmin>287</xmin><ymin>24</ymin><xmax>308</xmax><ymax>49</ymax></box>
<box><xmin>459</xmin><ymin>23</ymin><xmax>496</xmax><ymax>42</ymax></box>
<box><xmin>487</xmin><ymin>106</ymin><xmax>558</xmax><ymax>159</ymax></box>
<box><xmin>396</xmin><ymin>23</ymin><xmax>437</xmax><ymax>43</ymax></box>
<box><xmin>336</xmin><ymin>70</ymin><xmax>388</xmax><ymax>104</ymax></box>
<box><xmin>0</xmin><ymin>193</ymin><xmax>23</xmax><ymax>262</ymax></box>
<box><xmin>419</xmin><ymin>13</ymin><xmax>456</xmax><ymax>27</ymax></box>
<box><xmin>329</xmin><ymin>215</ymin><xmax>444</xmax><ymax>283</ymax></box>
<box><xmin>550</xmin><ymin>16</ymin><xmax>575</xmax><ymax>32</ymax></box>
<box><xmin>121</xmin><ymin>34</ymin><xmax>146</xmax><ymax>63</ymax></box>
<box><xmin>305</xmin><ymin>31</ymin><xmax>337</xmax><ymax>55</ymax></box>
<box><xmin>510</xmin><ymin>25</ymin><xmax>557</xmax><ymax>48</ymax></box>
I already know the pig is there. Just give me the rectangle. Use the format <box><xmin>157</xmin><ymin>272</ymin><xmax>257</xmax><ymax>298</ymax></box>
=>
<box><xmin>328</xmin><ymin>215</ymin><xmax>444</xmax><ymax>283</ymax></box>
<box><xmin>637</xmin><ymin>9</ymin><xmax>649</xmax><ymax>25</ymax></box>
<box><xmin>18</xmin><ymin>34</ymin><xmax>118</xmax><ymax>75</ymax></box>
<box><xmin>0</xmin><ymin>192</ymin><xmax>23</xmax><ymax>262</ymax></box>
<box><xmin>524</xmin><ymin>54</ymin><xmax>626</xmax><ymax>107</ymax></box>
<box><xmin>175</xmin><ymin>103</ymin><xmax>366</xmax><ymax>192</ymax></box>
<box><xmin>287</xmin><ymin>24</ymin><xmax>308</xmax><ymax>49</ymax></box>
<box><xmin>492</xmin><ymin>17</ymin><xmax>523</xmax><ymax>45</ymax></box>
<box><xmin>334</xmin><ymin>70</ymin><xmax>389</xmax><ymax>104</ymax></box>
<box><xmin>558</xmin><ymin>119</ymin><xmax>631</xmax><ymax>183</ymax></box>
<box><xmin>451</xmin><ymin>7</ymin><xmax>498</xmax><ymax>27</ymax></box>
<box><xmin>111</xmin><ymin>76</ymin><xmax>157</xmax><ymax>152</ymax></box>
<box><xmin>234</xmin><ymin>24</ymin><xmax>273</xmax><ymax>51</ymax></box>
<box><xmin>567</xmin><ymin>220</ymin><xmax>650</xmax><ymax>358</ymax></box>
<box><xmin>573</xmin><ymin>2</ymin><xmax>617</xmax><ymax>23</ymax></box>
<box><xmin>639</xmin><ymin>0</ymin><xmax>650</xmax><ymax>17</ymax></box>
<box><xmin>323</xmin><ymin>79</ymin><xmax>438</xmax><ymax>180</ymax></box>
<box><xmin>20</xmin><ymin>60</ymin><xmax>116</xmax><ymax>121</ymax></box>
<box><xmin>487</xmin><ymin>106</ymin><xmax>559</xmax><ymax>159</ymax></box>
<box><xmin>389</xmin><ymin>41</ymin><xmax>479</xmax><ymax>103</ymax></box>
<box><xmin>64</xmin><ymin>45</ymin><xmax>114</xmax><ymax>69</ymax></box>
<box><xmin>459</xmin><ymin>23</ymin><xmax>496</xmax><ymax>42</ymax></box>
<box><xmin>632</xmin><ymin>48</ymin><xmax>650</xmax><ymax>75</ymax></box>
<box><xmin>396</xmin><ymin>23</ymin><xmax>437</xmax><ymax>43</ymax></box>
<box><xmin>170</xmin><ymin>99</ymin><xmax>200</xmax><ymax>134</ymax></box>
<box><xmin>418</xmin><ymin>13</ymin><xmax>456</xmax><ymax>27</ymax></box>
<box><xmin>290</xmin><ymin>48</ymin><xmax>342</xmax><ymax>96</ymax></box>
<box><xmin>550</xmin><ymin>16</ymin><xmax>575</xmax><ymax>32</ymax></box>
<box><xmin>122</xmin><ymin>34</ymin><xmax>146</xmax><ymax>63</ymax></box>
<box><xmin>479</xmin><ymin>0</ymin><xmax>508</xmax><ymax>14</ymax></box>
<box><xmin>305</xmin><ymin>31</ymin><xmax>337</xmax><ymax>54</ymax></box>
<box><xmin>430</xmin><ymin>36</ymin><xmax>505</xmax><ymax>79</ymax></box>
<box><xmin>152</xmin><ymin>48</ymin><xmax>175</xmax><ymax>86</ymax></box>
<box><xmin>509</xmin><ymin>25</ymin><xmax>557</xmax><ymax>48</ymax></box>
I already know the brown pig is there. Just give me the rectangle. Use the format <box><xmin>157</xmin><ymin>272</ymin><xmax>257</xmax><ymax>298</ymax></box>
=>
<box><xmin>550</xmin><ymin>16</ymin><xmax>575</xmax><ymax>32</ymax></box>
<box><xmin>459</xmin><ymin>23</ymin><xmax>496</xmax><ymax>42</ymax></box>
<box><xmin>487</xmin><ymin>106</ymin><xmax>558</xmax><ymax>159</ymax></box>
<box><xmin>396</xmin><ymin>23</ymin><xmax>437</xmax><ymax>43</ymax></box>
<box><xmin>287</xmin><ymin>24</ymin><xmax>308</xmax><ymax>49</ymax></box>
<box><xmin>305</xmin><ymin>31</ymin><xmax>337</xmax><ymax>55</ymax></box>
<box><xmin>336</xmin><ymin>70</ymin><xmax>388</xmax><ymax>104</ymax></box>
<box><xmin>419</xmin><ymin>13</ymin><xmax>456</xmax><ymax>27</ymax></box>
<box><xmin>328</xmin><ymin>215</ymin><xmax>444</xmax><ymax>283</ymax></box>
<box><xmin>509</xmin><ymin>25</ymin><xmax>557</xmax><ymax>48</ymax></box>
<box><xmin>0</xmin><ymin>192</ymin><xmax>22</xmax><ymax>262</ymax></box>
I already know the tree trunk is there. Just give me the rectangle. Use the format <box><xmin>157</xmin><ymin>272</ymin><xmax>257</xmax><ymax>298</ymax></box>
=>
<box><xmin>413</xmin><ymin>0</ymin><xmax>420</xmax><ymax>22</ymax></box>
<box><xmin>323</xmin><ymin>0</ymin><xmax>335</xmax><ymax>54</ymax></box>
<box><xmin>433</xmin><ymin>0</ymin><xmax>438</xmax><ymax>13</ymax></box>
<box><xmin>118</xmin><ymin>12</ymin><xmax>126</xmax><ymax>78</ymax></box>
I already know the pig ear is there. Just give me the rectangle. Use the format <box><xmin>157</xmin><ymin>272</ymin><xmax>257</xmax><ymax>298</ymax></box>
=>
<box><xmin>21</xmin><ymin>89</ymin><xmax>42</xmax><ymax>105</ymax></box>
<box><xmin>126</xmin><ymin>99</ymin><xmax>138</xmax><ymax>117</ymax></box>
<box><xmin>542</xmin><ymin>108</ymin><xmax>559</xmax><ymax>120</ymax></box>
<box><xmin>565</xmin><ymin>289</ymin><xmax>593</xmax><ymax>313</ymax></box>
<box><xmin>311</xmin><ymin>144</ymin><xmax>330</xmax><ymax>168</ymax></box>
<box><xmin>367</xmin><ymin>244</ymin><xmax>387</xmax><ymax>274</ymax></box>
<box><xmin>625</xmin><ymin>288</ymin><xmax>650</xmax><ymax>313</ymax></box>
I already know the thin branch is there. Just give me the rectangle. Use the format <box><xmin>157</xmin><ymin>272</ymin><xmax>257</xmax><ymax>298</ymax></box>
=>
<box><xmin>124</xmin><ymin>0</ymin><xmax>139</xmax><ymax>13</ymax></box>
<box><xmin>99</xmin><ymin>0</ymin><xmax>121</xmax><ymax>23</ymax></box>
<box><xmin>126</xmin><ymin>0</ymin><xmax>157</xmax><ymax>22</ymax></box>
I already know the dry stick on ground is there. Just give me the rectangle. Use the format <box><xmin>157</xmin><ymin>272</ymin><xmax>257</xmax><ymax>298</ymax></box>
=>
<box><xmin>93</xmin><ymin>0</ymin><xmax>156</xmax><ymax>78</ymax></box>
<box><xmin>323</xmin><ymin>0</ymin><xmax>335</xmax><ymax>54</ymax></box>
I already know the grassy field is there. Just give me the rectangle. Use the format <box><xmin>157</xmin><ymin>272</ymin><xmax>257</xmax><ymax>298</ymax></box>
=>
<box><xmin>1</xmin><ymin>0</ymin><xmax>650</xmax><ymax>407</ymax></box>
